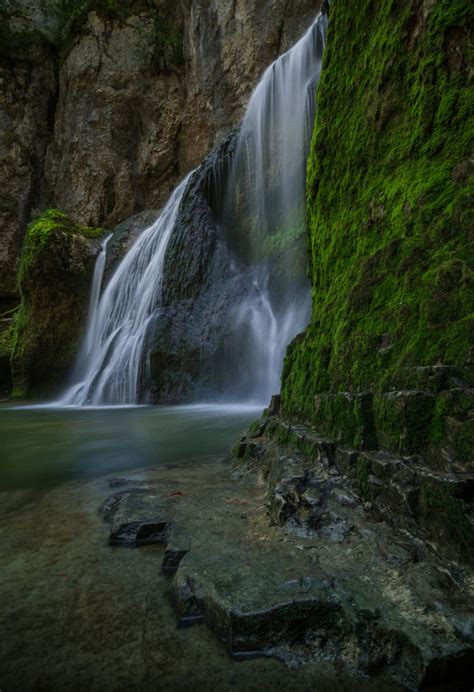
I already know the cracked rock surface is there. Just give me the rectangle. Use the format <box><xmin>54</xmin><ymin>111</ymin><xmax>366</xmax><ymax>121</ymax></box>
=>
<box><xmin>102</xmin><ymin>455</ymin><xmax>474</xmax><ymax>690</ymax></box>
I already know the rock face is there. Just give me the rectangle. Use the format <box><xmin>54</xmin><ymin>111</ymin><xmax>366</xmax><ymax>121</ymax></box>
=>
<box><xmin>0</xmin><ymin>3</ymin><xmax>57</xmax><ymax>301</ymax></box>
<box><xmin>143</xmin><ymin>130</ymin><xmax>260</xmax><ymax>402</ymax></box>
<box><xmin>0</xmin><ymin>318</ymin><xmax>13</xmax><ymax>398</ymax></box>
<box><xmin>11</xmin><ymin>210</ymin><xmax>103</xmax><ymax>398</ymax></box>
<box><xmin>280</xmin><ymin>0</ymin><xmax>473</xmax><ymax>470</ymax></box>
<box><xmin>0</xmin><ymin>0</ymin><xmax>320</xmax><ymax>300</ymax></box>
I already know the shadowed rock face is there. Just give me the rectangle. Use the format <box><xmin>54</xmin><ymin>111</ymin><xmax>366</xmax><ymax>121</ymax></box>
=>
<box><xmin>141</xmin><ymin>130</ymin><xmax>254</xmax><ymax>403</ymax></box>
<box><xmin>103</xmin><ymin>210</ymin><xmax>159</xmax><ymax>285</ymax></box>
<box><xmin>0</xmin><ymin>0</ymin><xmax>320</xmax><ymax>299</ymax></box>
<box><xmin>0</xmin><ymin>34</ymin><xmax>56</xmax><ymax>300</ymax></box>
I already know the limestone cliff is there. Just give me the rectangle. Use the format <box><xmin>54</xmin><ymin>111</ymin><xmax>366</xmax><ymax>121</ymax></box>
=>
<box><xmin>0</xmin><ymin>0</ymin><xmax>317</xmax><ymax>302</ymax></box>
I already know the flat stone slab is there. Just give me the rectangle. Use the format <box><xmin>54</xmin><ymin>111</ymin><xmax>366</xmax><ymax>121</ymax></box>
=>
<box><xmin>103</xmin><ymin>460</ymin><xmax>474</xmax><ymax>690</ymax></box>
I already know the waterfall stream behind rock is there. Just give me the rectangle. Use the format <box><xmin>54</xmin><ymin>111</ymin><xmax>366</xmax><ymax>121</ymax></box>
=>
<box><xmin>59</xmin><ymin>178</ymin><xmax>191</xmax><ymax>405</ymax></box>
<box><xmin>60</xmin><ymin>13</ymin><xmax>327</xmax><ymax>406</ymax></box>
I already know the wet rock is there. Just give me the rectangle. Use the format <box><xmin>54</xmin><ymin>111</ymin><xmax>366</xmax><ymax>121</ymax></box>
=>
<box><xmin>162</xmin><ymin>526</ymin><xmax>191</xmax><ymax>574</ymax></box>
<box><xmin>265</xmin><ymin>395</ymin><xmax>282</xmax><ymax>417</ymax></box>
<box><xmin>99</xmin><ymin>457</ymin><xmax>474</xmax><ymax>689</ymax></box>
<box><xmin>109</xmin><ymin>493</ymin><xmax>172</xmax><ymax>548</ymax></box>
<box><xmin>103</xmin><ymin>211</ymin><xmax>159</xmax><ymax>284</ymax></box>
<box><xmin>141</xmin><ymin>130</ymin><xmax>265</xmax><ymax>402</ymax></box>
<box><xmin>11</xmin><ymin>211</ymin><xmax>103</xmax><ymax>398</ymax></box>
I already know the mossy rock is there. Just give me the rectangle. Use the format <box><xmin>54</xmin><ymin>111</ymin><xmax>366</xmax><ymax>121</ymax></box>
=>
<box><xmin>281</xmin><ymin>0</ymin><xmax>474</xmax><ymax>464</ymax></box>
<box><xmin>417</xmin><ymin>475</ymin><xmax>474</xmax><ymax>552</ymax></box>
<box><xmin>11</xmin><ymin>209</ymin><xmax>105</xmax><ymax>399</ymax></box>
<box><xmin>0</xmin><ymin>321</ymin><xmax>14</xmax><ymax>397</ymax></box>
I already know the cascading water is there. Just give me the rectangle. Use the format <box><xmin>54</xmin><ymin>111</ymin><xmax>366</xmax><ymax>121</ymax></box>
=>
<box><xmin>60</xmin><ymin>11</ymin><xmax>327</xmax><ymax>406</ymax></box>
<box><xmin>59</xmin><ymin>177</ymin><xmax>191</xmax><ymax>405</ymax></box>
<box><xmin>218</xmin><ymin>11</ymin><xmax>327</xmax><ymax>402</ymax></box>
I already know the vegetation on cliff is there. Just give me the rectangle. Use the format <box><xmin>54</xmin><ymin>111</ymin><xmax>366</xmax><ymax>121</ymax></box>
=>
<box><xmin>281</xmin><ymin>0</ymin><xmax>473</xmax><ymax>463</ymax></box>
<box><xmin>11</xmin><ymin>209</ymin><xmax>104</xmax><ymax>399</ymax></box>
<box><xmin>46</xmin><ymin>0</ymin><xmax>182</xmax><ymax>61</ymax></box>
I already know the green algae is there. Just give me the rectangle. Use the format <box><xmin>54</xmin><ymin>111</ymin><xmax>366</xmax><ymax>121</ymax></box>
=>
<box><xmin>281</xmin><ymin>0</ymin><xmax>474</xmax><ymax>448</ymax></box>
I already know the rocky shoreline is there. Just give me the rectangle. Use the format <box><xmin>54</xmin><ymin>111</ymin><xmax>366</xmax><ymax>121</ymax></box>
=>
<box><xmin>100</xmin><ymin>413</ymin><xmax>474</xmax><ymax>690</ymax></box>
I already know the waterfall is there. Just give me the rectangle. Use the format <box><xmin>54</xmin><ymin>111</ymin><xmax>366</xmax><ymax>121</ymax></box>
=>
<box><xmin>59</xmin><ymin>177</ymin><xmax>191</xmax><ymax>405</ymax></box>
<box><xmin>219</xmin><ymin>12</ymin><xmax>327</xmax><ymax>402</ymax></box>
<box><xmin>60</xmin><ymin>11</ymin><xmax>327</xmax><ymax>406</ymax></box>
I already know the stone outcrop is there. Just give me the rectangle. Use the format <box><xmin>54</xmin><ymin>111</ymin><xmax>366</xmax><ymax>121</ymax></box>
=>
<box><xmin>142</xmin><ymin>130</ymin><xmax>259</xmax><ymax>402</ymax></box>
<box><xmin>11</xmin><ymin>209</ymin><xmax>104</xmax><ymax>398</ymax></box>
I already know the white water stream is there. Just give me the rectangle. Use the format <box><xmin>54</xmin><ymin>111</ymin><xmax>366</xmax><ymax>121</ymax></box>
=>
<box><xmin>60</xmin><ymin>12</ymin><xmax>327</xmax><ymax>406</ymax></box>
<box><xmin>221</xmin><ymin>12</ymin><xmax>327</xmax><ymax>401</ymax></box>
<box><xmin>59</xmin><ymin>177</ymin><xmax>191</xmax><ymax>405</ymax></box>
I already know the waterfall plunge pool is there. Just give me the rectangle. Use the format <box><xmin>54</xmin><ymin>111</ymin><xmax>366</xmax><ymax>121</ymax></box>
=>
<box><xmin>0</xmin><ymin>403</ymin><xmax>263</xmax><ymax>492</ymax></box>
<box><xmin>0</xmin><ymin>403</ymin><xmax>386</xmax><ymax>692</ymax></box>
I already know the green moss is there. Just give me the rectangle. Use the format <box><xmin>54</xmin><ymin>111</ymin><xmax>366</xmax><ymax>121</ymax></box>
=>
<box><xmin>373</xmin><ymin>391</ymin><xmax>435</xmax><ymax>455</ymax></box>
<box><xmin>313</xmin><ymin>392</ymin><xmax>377</xmax><ymax>449</ymax></box>
<box><xmin>0</xmin><ymin>326</ymin><xmax>13</xmax><ymax>359</ymax></box>
<box><xmin>282</xmin><ymin>0</ymin><xmax>474</xmax><ymax>451</ymax></box>
<box><xmin>355</xmin><ymin>455</ymin><xmax>372</xmax><ymax>500</ymax></box>
<box><xmin>12</xmin><ymin>209</ymin><xmax>105</xmax><ymax>398</ymax></box>
<box><xmin>18</xmin><ymin>208</ymin><xmax>103</xmax><ymax>288</ymax></box>
<box><xmin>418</xmin><ymin>480</ymin><xmax>473</xmax><ymax>551</ymax></box>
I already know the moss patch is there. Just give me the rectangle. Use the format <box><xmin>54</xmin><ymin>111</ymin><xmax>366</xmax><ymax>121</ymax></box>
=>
<box><xmin>418</xmin><ymin>478</ymin><xmax>473</xmax><ymax>551</ymax></box>
<box><xmin>282</xmin><ymin>0</ymin><xmax>474</xmax><ymax>456</ymax></box>
<box><xmin>12</xmin><ymin>209</ymin><xmax>105</xmax><ymax>399</ymax></box>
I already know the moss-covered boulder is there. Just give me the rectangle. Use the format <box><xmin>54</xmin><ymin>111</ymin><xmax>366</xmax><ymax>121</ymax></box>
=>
<box><xmin>281</xmin><ymin>0</ymin><xmax>473</xmax><ymax>467</ymax></box>
<box><xmin>11</xmin><ymin>209</ymin><xmax>104</xmax><ymax>399</ymax></box>
<box><xmin>0</xmin><ymin>319</ymin><xmax>14</xmax><ymax>398</ymax></box>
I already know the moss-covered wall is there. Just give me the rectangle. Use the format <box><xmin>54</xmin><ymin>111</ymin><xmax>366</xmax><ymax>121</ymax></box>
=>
<box><xmin>11</xmin><ymin>209</ymin><xmax>104</xmax><ymax>399</ymax></box>
<box><xmin>281</xmin><ymin>0</ymin><xmax>473</xmax><ymax>463</ymax></box>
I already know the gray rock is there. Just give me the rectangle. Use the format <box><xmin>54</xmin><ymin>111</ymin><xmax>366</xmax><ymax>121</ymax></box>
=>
<box><xmin>101</xmin><ymin>458</ymin><xmax>474</xmax><ymax>690</ymax></box>
<box><xmin>104</xmin><ymin>210</ymin><xmax>159</xmax><ymax>284</ymax></box>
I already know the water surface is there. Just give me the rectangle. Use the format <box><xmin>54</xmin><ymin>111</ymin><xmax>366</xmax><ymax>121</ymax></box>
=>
<box><xmin>0</xmin><ymin>404</ymin><xmax>398</xmax><ymax>691</ymax></box>
<box><xmin>0</xmin><ymin>403</ymin><xmax>262</xmax><ymax>491</ymax></box>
